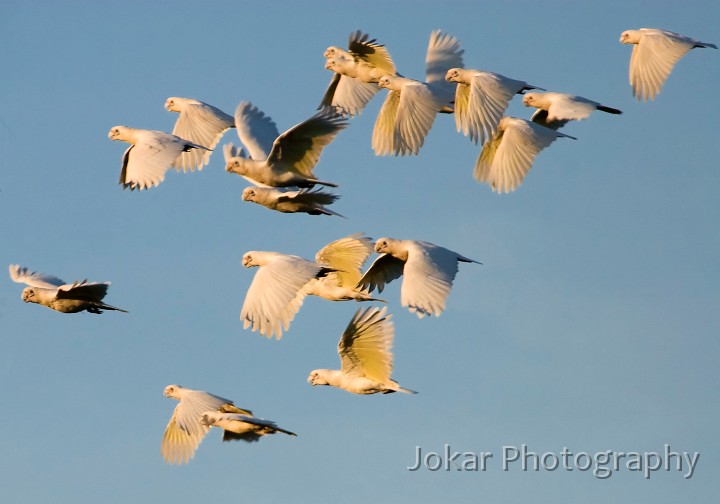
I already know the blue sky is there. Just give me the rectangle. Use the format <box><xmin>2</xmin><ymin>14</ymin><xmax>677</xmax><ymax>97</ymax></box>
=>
<box><xmin>1</xmin><ymin>1</ymin><xmax>718</xmax><ymax>502</ymax></box>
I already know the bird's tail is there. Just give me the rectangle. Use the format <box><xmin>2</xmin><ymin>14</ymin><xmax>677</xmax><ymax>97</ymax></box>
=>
<box><xmin>396</xmin><ymin>386</ymin><xmax>418</xmax><ymax>394</ymax></box>
<box><xmin>305</xmin><ymin>179</ymin><xmax>338</xmax><ymax>188</ymax></box>
<box><xmin>597</xmin><ymin>105</ymin><xmax>623</xmax><ymax>115</ymax></box>
<box><xmin>96</xmin><ymin>302</ymin><xmax>129</xmax><ymax>313</ymax></box>
<box><xmin>274</xmin><ymin>426</ymin><xmax>297</xmax><ymax>437</ymax></box>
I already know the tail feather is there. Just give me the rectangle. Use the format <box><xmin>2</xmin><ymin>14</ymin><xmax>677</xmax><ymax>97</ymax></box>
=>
<box><xmin>597</xmin><ymin>105</ymin><xmax>623</xmax><ymax>115</ymax></box>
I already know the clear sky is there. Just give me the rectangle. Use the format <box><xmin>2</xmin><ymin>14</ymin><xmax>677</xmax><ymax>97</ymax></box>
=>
<box><xmin>1</xmin><ymin>1</ymin><xmax>718</xmax><ymax>502</ymax></box>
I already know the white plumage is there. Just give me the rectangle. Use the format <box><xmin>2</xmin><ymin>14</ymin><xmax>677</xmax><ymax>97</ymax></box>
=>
<box><xmin>620</xmin><ymin>28</ymin><xmax>717</xmax><ymax>101</ymax></box>
<box><xmin>308</xmin><ymin>306</ymin><xmax>416</xmax><ymax>394</ymax></box>
<box><xmin>241</xmin><ymin>186</ymin><xmax>343</xmax><ymax>217</ymax></box>
<box><xmin>358</xmin><ymin>238</ymin><xmax>479</xmax><ymax>318</ymax></box>
<box><xmin>523</xmin><ymin>92</ymin><xmax>622</xmax><ymax>130</ymax></box>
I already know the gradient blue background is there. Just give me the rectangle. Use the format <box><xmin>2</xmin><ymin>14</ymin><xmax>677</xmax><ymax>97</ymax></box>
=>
<box><xmin>1</xmin><ymin>1</ymin><xmax>718</xmax><ymax>502</ymax></box>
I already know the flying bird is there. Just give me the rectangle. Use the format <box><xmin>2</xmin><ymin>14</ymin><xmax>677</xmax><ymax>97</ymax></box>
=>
<box><xmin>240</xmin><ymin>251</ymin><xmax>336</xmax><ymax>339</ymax></box>
<box><xmin>619</xmin><ymin>28</ymin><xmax>717</xmax><ymax>101</ymax></box>
<box><xmin>358</xmin><ymin>238</ymin><xmax>479</xmax><ymax>318</ymax></box>
<box><xmin>161</xmin><ymin>384</ymin><xmax>294</xmax><ymax>464</ymax></box>
<box><xmin>224</xmin><ymin>101</ymin><xmax>346</xmax><ymax>188</ymax></box>
<box><xmin>445</xmin><ymin>67</ymin><xmax>542</xmax><ymax>144</ymax></box>
<box><xmin>301</xmin><ymin>233</ymin><xmax>385</xmax><ymax>302</ymax></box>
<box><xmin>523</xmin><ymin>92</ymin><xmax>622</xmax><ymax>129</ymax></box>
<box><xmin>308</xmin><ymin>306</ymin><xmax>416</xmax><ymax>394</ymax></box>
<box><xmin>108</xmin><ymin>125</ymin><xmax>209</xmax><ymax>190</ymax></box>
<box><xmin>241</xmin><ymin>186</ymin><xmax>343</xmax><ymax>217</ymax></box>
<box><xmin>320</xmin><ymin>30</ymin><xmax>399</xmax><ymax>116</ymax></box>
<box><xmin>475</xmin><ymin>116</ymin><xmax>575</xmax><ymax>193</ymax></box>
<box><xmin>164</xmin><ymin>97</ymin><xmax>234</xmax><ymax>171</ymax></box>
<box><xmin>8</xmin><ymin>264</ymin><xmax>127</xmax><ymax>314</ymax></box>
<box><xmin>372</xmin><ymin>30</ymin><xmax>464</xmax><ymax>156</ymax></box>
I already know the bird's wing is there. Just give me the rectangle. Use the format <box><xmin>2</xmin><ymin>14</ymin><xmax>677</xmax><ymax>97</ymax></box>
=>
<box><xmin>425</xmin><ymin>30</ymin><xmax>464</xmax><ymax>86</ymax></box>
<box><xmin>400</xmin><ymin>243</ymin><xmax>460</xmax><ymax>317</ymax></box>
<box><xmin>120</xmin><ymin>135</ymin><xmax>185</xmax><ymax>190</ymax></box>
<box><xmin>240</xmin><ymin>257</ymin><xmax>320</xmax><ymax>339</ymax></box>
<box><xmin>529</xmin><ymin>109</ymin><xmax>568</xmax><ymax>130</ymax></box>
<box><xmin>233</xmin><ymin>101</ymin><xmax>280</xmax><ymax>160</ymax></box>
<box><xmin>266</xmin><ymin>110</ymin><xmax>347</xmax><ymax>177</ymax></box>
<box><xmin>319</xmin><ymin>73</ymin><xmax>379</xmax><ymax>117</ymax></box>
<box><xmin>348</xmin><ymin>30</ymin><xmax>397</xmax><ymax>75</ymax></box>
<box><xmin>171</xmin><ymin>103</ymin><xmax>233</xmax><ymax>172</ymax></box>
<box><xmin>394</xmin><ymin>82</ymin><xmax>440</xmax><ymax>155</ymax></box>
<box><xmin>466</xmin><ymin>73</ymin><xmax>520</xmax><ymax>144</ymax></box>
<box><xmin>476</xmin><ymin>118</ymin><xmax>564</xmax><ymax>194</ymax></box>
<box><xmin>161</xmin><ymin>390</ymin><xmax>231</xmax><ymax>464</ymax></box>
<box><xmin>338</xmin><ymin>307</ymin><xmax>393</xmax><ymax>382</ymax></box>
<box><xmin>453</xmin><ymin>82</ymin><xmax>471</xmax><ymax>138</ymax></box>
<box><xmin>630</xmin><ymin>30</ymin><xmax>693</xmax><ymax>101</ymax></box>
<box><xmin>8</xmin><ymin>265</ymin><xmax>65</xmax><ymax>289</ymax></box>
<box><xmin>315</xmin><ymin>233</ymin><xmax>374</xmax><ymax>287</ymax></box>
<box><xmin>56</xmin><ymin>281</ymin><xmax>109</xmax><ymax>302</ymax></box>
<box><xmin>357</xmin><ymin>253</ymin><xmax>405</xmax><ymax>294</ymax></box>
<box><xmin>372</xmin><ymin>90</ymin><xmax>401</xmax><ymax>155</ymax></box>
<box><xmin>546</xmin><ymin>95</ymin><xmax>596</xmax><ymax>121</ymax></box>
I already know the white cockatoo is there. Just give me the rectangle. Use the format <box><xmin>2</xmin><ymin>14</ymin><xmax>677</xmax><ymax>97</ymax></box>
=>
<box><xmin>358</xmin><ymin>238</ymin><xmax>479</xmax><ymax>318</ymax></box>
<box><xmin>9</xmin><ymin>264</ymin><xmax>127</xmax><ymax>314</ymax></box>
<box><xmin>372</xmin><ymin>30</ymin><xmax>464</xmax><ymax>156</ymax></box>
<box><xmin>522</xmin><ymin>92</ymin><xmax>622</xmax><ymax>130</ymax></box>
<box><xmin>319</xmin><ymin>30</ymin><xmax>399</xmax><ymax>116</ymax></box>
<box><xmin>308</xmin><ymin>306</ymin><xmax>416</xmax><ymax>394</ymax></box>
<box><xmin>108</xmin><ymin>126</ymin><xmax>209</xmax><ymax>190</ymax></box>
<box><xmin>240</xmin><ymin>251</ymin><xmax>336</xmax><ymax>339</ymax></box>
<box><xmin>161</xmin><ymin>385</ymin><xmax>294</xmax><ymax>464</ymax></box>
<box><xmin>164</xmin><ymin>97</ymin><xmax>234</xmax><ymax>171</ymax></box>
<box><xmin>619</xmin><ymin>28</ymin><xmax>717</xmax><ymax>101</ymax></box>
<box><xmin>301</xmin><ymin>233</ymin><xmax>385</xmax><ymax>303</ymax></box>
<box><xmin>445</xmin><ymin>67</ymin><xmax>542</xmax><ymax>144</ymax></box>
<box><xmin>241</xmin><ymin>186</ymin><xmax>343</xmax><ymax>217</ymax></box>
<box><xmin>224</xmin><ymin>102</ymin><xmax>346</xmax><ymax>188</ymax></box>
<box><xmin>475</xmin><ymin>117</ymin><xmax>575</xmax><ymax>193</ymax></box>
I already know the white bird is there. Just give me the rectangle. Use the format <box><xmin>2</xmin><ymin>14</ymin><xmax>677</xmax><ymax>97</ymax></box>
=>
<box><xmin>164</xmin><ymin>97</ymin><xmax>234</xmax><ymax>171</ymax></box>
<box><xmin>372</xmin><ymin>30</ymin><xmax>464</xmax><ymax>156</ymax></box>
<box><xmin>523</xmin><ymin>92</ymin><xmax>622</xmax><ymax>130</ymax></box>
<box><xmin>358</xmin><ymin>238</ymin><xmax>479</xmax><ymax>318</ymax></box>
<box><xmin>320</xmin><ymin>30</ymin><xmax>399</xmax><ymax>116</ymax></box>
<box><xmin>475</xmin><ymin>116</ymin><xmax>575</xmax><ymax>194</ymax></box>
<box><xmin>308</xmin><ymin>306</ymin><xmax>416</xmax><ymax>394</ymax></box>
<box><xmin>108</xmin><ymin>126</ymin><xmax>209</xmax><ymax>190</ymax></box>
<box><xmin>240</xmin><ymin>251</ymin><xmax>336</xmax><ymax>339</ymax></box>
<box><xmin>445</xmin><ymin>67</ymin><xmax>542</xmax><ymax>144</ymax></box>
<box><xmin>619</xmin><ymin>28</ymin><xmax>717</xmax><ymax>101</ymax></box>
<box><xmin>301</xmin><ymin>233</ymin><xmax>385</xmax><ymax>302</ymax></box>
<box><xmin>8</xmin><ymin>264</ymin><xmax>127</xmax><ymax>314</ymax></box>
<box><xmin>161</xmin><ymin>385</ymin><xmax>294</xmax><ymax>464</ymax></box>
<box><xmin>224</xmin><ymin>102</ymin><xmax>346</xmax><ymax>188</ymax></box>
<box><xmin>241</xmin><ymin>186</ymin><xmax>343</xmax><ymax>217</ymax></box>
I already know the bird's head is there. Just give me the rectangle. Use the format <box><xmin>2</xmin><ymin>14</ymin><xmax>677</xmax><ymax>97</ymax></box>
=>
<box><xmin>522</xmin><ymin>93</ymin><xmax>537</xmax><ymax>107</ymax></box>
<box><xmin>324</xmin><ymin>46</ymin><xmax>339</xmax><ymax>59</ymax></box>
<box><xmin>377</xmin><ymin>76</ymin><xmax>394</xmax><ymax>89</ymax></box>
<box><xmin>242</xmin><ymin>252</ymin><xmax>257</xmax><ymax>268</ymax></box>
<box><xmin>225</xmin><ymin>158</ymin><xmax>244</xmax><ymax>174</ymax></box>
<box><xmin>324</xmin><ymin>58</ymin><xmax>338</xmax><ymax>71</ymax></box>
<box><xmin>21</xmin><ymin>288</ymin><xmax>35</xmax><ymax>303</ymax></box>
<box><xmin>242</xmin><ymin>187</ymin><xmax>256</xmax><ymax>201</ymax></box>
<box><xmin>374</xmin><ymin>237</ymin><xmax>393</xmax><ymax>254</ymax></box>
<box><xmin>163</xmin><ymin>384</ymin><xmax>182</xmax><ymax>399</ymax></box>
<box><xmin>445</xmin><ymin>68</ymin><xmax>462</xmax><ymax>82</ymax></box>
<box><xmin>619</xmin><ymin>30</ymin><xmax>639</xmax><ymax>45</ymax></box>
<box><xmin>107</xmin><ymin>126</ymin><xmax>126</xmax><ymax>141</ymax></box>
<box><xmin>307</xmin><ymin>370</ymin><xmax>329</xmax><ymax>386</ymax></box>
<box><xmin>164</xmin><ymin>97</ymin><xmax>180</xmax><ymax>112</ymax></box>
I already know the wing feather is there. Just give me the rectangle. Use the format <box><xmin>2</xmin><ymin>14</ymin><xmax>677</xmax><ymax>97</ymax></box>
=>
<box><xmin>338</xmin><ymin>307</ymin><xmax>394</xmax><ymax>383</ymax></box>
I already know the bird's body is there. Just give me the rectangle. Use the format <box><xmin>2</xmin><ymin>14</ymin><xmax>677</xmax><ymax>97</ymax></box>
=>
<box><xmin>161</xmin><ymin>385</ymin><xmax>293</xmax><ymax>464</ymax></box>
<box><xmin>108</xmin><ymin>125</ymin><xmax>209</xmax><ymax>190</ymax></box>
<box><xmin>445</xmin><ymin>67</ymin><xmax>541</xmax><ymax>144</ymax></box>
<box><xmin>620</xmin><ymin>28</ymin><xmax>717</xmax><ymax>101</ymax></box>
<box><xmin>9</xmin><ymin>265</ymin><xmax>127</xmax><ymax>314</ymax></box>
<box><xmin>308</xmin><ymin>307</ymin><xmax>416</xmax><ymax>395</ymax></box>
<box><xmin>475</xmin><ymin>116</ymin><xmax>575</xmax><ymax>193</ymax></box>
<box><xmin>320</xmin><ymin>30</ymin><xmax>398</xmax><ymax>116</ymax></box>
<box><xmin>224</xmin><ymin>102</ymin><xmax>346</xmax><ymax>188</ymax></box>
<box><xmin>242</xmin><ymin>186</ymin><xmax>342</xmax><ymax>216</ymax></box>
<box><xmin>200</xmin><ymin>412</ymin><xmax>296</xmax><ymax>442</ymax></box>
<box><xmin>358</xmin><ymin>238</ymin><xmax>479</xmax><ymax>318</ymax></box>
<box><xmin>372</xmin><ymin>30</ymin><xmax>463</xmax><ymax>156</ymax></box>
<box><xmin>523</xmin><ymin>91</ymin><xmax>622</xmax><ymax>129</ymax></box>
<box><xmin>240</xmin><ymin>251</ymin><xmax>335</xmax><ymax>339</ymax></box>
<box><xmin>164</xmin><ymin>97</ymin><xmax>234</xmax><ymax>171</ymax></box>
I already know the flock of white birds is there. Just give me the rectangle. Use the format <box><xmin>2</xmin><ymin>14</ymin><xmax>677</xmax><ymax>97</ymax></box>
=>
<box><xmin>8</xmin><ymin>27</ymin><xmax>715</xmax><ymax>465</ymax></box>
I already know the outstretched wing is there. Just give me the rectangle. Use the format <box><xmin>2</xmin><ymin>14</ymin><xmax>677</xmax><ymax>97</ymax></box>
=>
<box><xmin>339</xmin><ymin>306</ymin><xmax>394</xmax><ymax>383</ymax></box>
<box><xmin>233</xmin><ymin>101</ymin><xmax>280</xmax><ymax>160</ymax></box>
<box><xmin>630</xmin><ymin>29</ymin><xmax>694</xmax><ymax>101</ymax></box>
<box><xmin>357</xmin><ymin>253</ymin><xmax>405</xmax><ymax>294</ymax></box>
<box><xmin>9</xmin><ymin>264</ymin><xmax>65</xmax><ymax>289</ymax></box>
<box><xmin>315</xmin><ymin>233</ymin><xmax>374</xmax><ymax>287</ymax></box>
<box><xmin>171</xmin><ymin>102</ymin><xmax>233</xmax><ymax>172</ymax></box>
